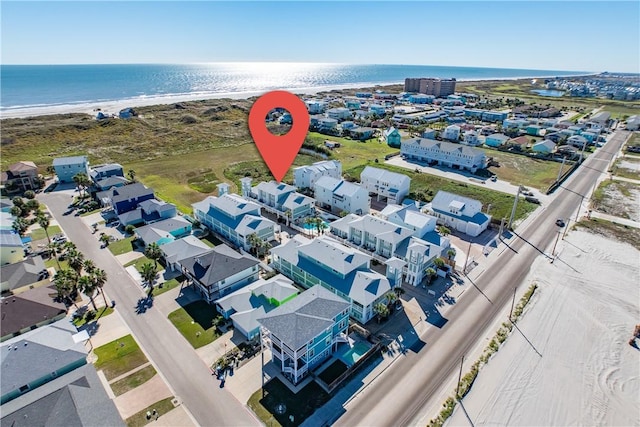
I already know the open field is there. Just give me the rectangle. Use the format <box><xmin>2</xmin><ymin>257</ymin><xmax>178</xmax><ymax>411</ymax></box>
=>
<box><xmin>94</xmin><ymin>334</ymin><xmax>149</xmax><ymax>381</ymax></box>
<box><xmin>612</xmin><ymin>157</ymin><xmax>640</xmax><ymax>180</ymax></box>
<box><xmin>480</xmin><ymin>148</ymin><xmax>563</xmax><ymax>191</ymax></box>
<box><xmin>591</xmin><ymin>180</ymin><xmax>640</xmax><ymax>221</ymax></box>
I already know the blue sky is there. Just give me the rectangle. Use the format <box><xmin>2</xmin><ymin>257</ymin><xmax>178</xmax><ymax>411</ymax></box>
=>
<box><xmin>1</xmin><ymin>1</ymin><xmax>638</xmax><ymax>72</ymax></box>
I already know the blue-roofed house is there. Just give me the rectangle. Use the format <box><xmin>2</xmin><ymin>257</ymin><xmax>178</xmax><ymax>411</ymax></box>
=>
<box><xmin>52</xmin><ymin>156</ymin><xmax>89</xmax><ymax>184</ymax></box>
<box><xmin>484</xmin><ymin>133</ymin><xmax>510</xmax><ymax>147</ymax></box>
<box><xmin>89</xmin><ymin>164</ymin><xmax>124</xmax><ymax>183</ymax></box>
<box><xmin>192</xmin><ymin>193</ymin><xmax>276</xmax><ymax>251</ymax></box>
<box><xmin>215</xmin><ymin>274</ymin><xmax>298</xmax><ymax>339</ymax></box>
<box><xmin>427</xmin><ymin>191</ymin><xmax>491</xmax><ymax>237</ymax></box>
<box><xmin>258</xmin><ymin>284</ymin><xmax>350</xmax><ymax>385</ymax></box>
<box><xmin>369</xmin><ymin>104</ymin><xmax>386</xmax><ymax>116</ymax></box>
<box><xmin>117</xmin><ymin>198</ymin><xmax>177</xmax><ymax>226</ymax></box>
<box><xmin>96</xmin><ymin>183</ymin><xmax>155</xmax><ymax>215</ymax></box>
<box><xmin>270</xmin><ymin>234</ymin><xmax>393</xmax><ymax>323</ymax></box>
<box><xmin>181</xmin><ymin>244</ymin><xmax>260</xmax><ymax>303</ymax></box>
<box><xmin>409</xmin><ymin>94</ymin><xmax>433</xmax><ymax>104</ymax></box>
<box><xmin>384</xmin><ymin>127</ymin><xmax>402</xmax><ymax>148</ymax></box>
<box><xmin>532</xmin><ymin>139</ymin><xmax>556</xmax><ymax>154</ymax></box>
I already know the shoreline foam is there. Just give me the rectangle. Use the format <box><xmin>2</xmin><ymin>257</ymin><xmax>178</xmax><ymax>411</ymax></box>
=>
<box><xmin>0</xmin><ymin>74</ymin><xmax>594</xmax><ymax>120</ymax></box>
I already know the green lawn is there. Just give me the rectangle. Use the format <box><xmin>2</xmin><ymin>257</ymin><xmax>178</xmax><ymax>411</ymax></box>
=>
<box><xmin>346</xmin><ymin>163</ymin><xmax>537</xmax><ymax>222</ymax></box>
<box><xmin>200</xmin><ymin>234</ymin><xmax>221</xmax><ymax>247</ymax></box>
<box><xmin>44</xmin><ymin>257</ymin><xmax>69</xmax><ymax>271</ymax></box>
<box><xmin>72</xmin><ymin>306</ymin><xmax>114</xmax><ymax>327</ymax></box>
<box><xmin>110</xmin><ymin>365</ymin><xmax>157</xmax><ymax>397</ymax></box>
<box><xmin>108</xmin><ymin>236</ymin><xmax>137</xmax><ymax>256</ymax></box>
<box><xmin>124</xmin><ymin>255</ymin><xmax>155</xmax><ymax>271</ymax></box>
<box><xmin>29</xmin><ymin>225</ymin><xmax>61</xmax><ymax>241</ymax></box>
<box><xmin>247</xmin><ymin>378</ymin><xmax>330</xmax><ymax>427</ymax></box>
<box><xmin>167</xmin><ymin>301</ymin><xmax>222</xmax><ymax>349</ymax></box>
<box><xmin>125</xmin><ymin>397</ymin><xmax>176</xmax><ymax>427</ymax></box>
<box><xmin>94</xmin><ymin>335</ymin><xmax>149</xmax><ymax>381</ymax></box>
<box><xmin>152</xmin><ymin>276</ymin><xmax>184</xmax><ymax>297</ymax></box>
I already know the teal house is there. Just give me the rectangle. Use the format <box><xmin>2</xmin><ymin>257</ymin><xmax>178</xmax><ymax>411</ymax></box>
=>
<box><xmin>258</xmin><ymin>284</ymin><xmax>350</xmax><ymax>385</ymax></box>
<box><xmin>485</xmin><ymin>133</ymin><xmax>509</xmax><ymax>147</ymax></box>
<box><xmin>385</xmin><ymin>127</ymin><xmax>402</xmax><ymax>148</ymax></box>
<box><xmin>53</xmin><ymin>156</ymin><xmax>89</xmax><ymax>184</ymax></box>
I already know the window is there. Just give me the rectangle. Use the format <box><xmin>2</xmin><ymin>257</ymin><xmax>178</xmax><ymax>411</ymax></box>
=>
<box><xmin>308</xmin><ymin>348</ymin><xmax>315</xmax><ymax>358</ymax></box>
<box><xmin>19</xmin><ymin>385</ymin><xmax>30</xmax><ymax>393</ymax></box>
<box><xmin>326</xmin><ymin>336</ymin><xmax>331</xmax><ymax>345</ymax></box>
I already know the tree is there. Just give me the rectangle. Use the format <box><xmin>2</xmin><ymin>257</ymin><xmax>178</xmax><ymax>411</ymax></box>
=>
<box><xmin>47</xmin><ymin>241</ymin><xmax>63</xmax><ymax>271</ymax></box>
<box><xmin>25</xmin><ymin>199</ymin><xmax>40</xmax><ymax>212</ymax></box>
<box><xmin>99</xmin><ymin>233</ymin><xmax>111</xmax><ymax>247</ymax></box>
<box><xmin>12</xmin><ymin>217</ymin><xmax>28</xmax><ymax>236</ymax></box>
<box><xmin>23</xmin><ymin>190</ymin><xmax>36</xmax><ymax>200</ymax></box>
<box><xmin>385</xmin><ymin>291</ymin><xmax>397</xmax><ymax>307</ymax></box>
<box><xmin>9</xmin><ymin>205</ymin><xmax>22</xmax><ymax>217</ymax></box>
<box><xmin>284</xmin><ymin>209</ymin><xmax>292</xmax><ymax>227</ymax></box>
<box><xmin>128</xmin><ymin>169</ymin><xmax>137</xmax><ymax>182</ymax></box>
<box><xmin>36</xmin><ymin>211</ymin><xmax>51</xmax><ymax>244</ymax></box>
<box><xmin>437</xmin><ymin>225</ymin><xmax>451</xmax><ymax>236</ymax></box>
<box><xmin>53</xmin><ymin>269</ymin><xmax>77</xmax><ymax>307</ymax></box>
<box><xmin>246</xmin><ymin>233</ymin><xmax>261</xmax><ymax>255</ymax></box>
<box><xmin>12</xmin><ymin>197</ymin><xmax>24</xmax><ymax>208</ymax></box>
<box><xmin>315</xmin><ymin>217</ymin><xmax>327</xmax><ymax>235</ymax></box>
<box><xmin>446</xmin><ymin>248</ymin><xmax>457</xmax><ymax>260</ymax></box>
<box><xmin>83</xmin><ymin>259</ymin><xmax>96</xmax><ymax>275</ymax></box>
<box><xmin>373</xmin><ymin>302</ymin><xmax>390</xmax><ymax>323</ymax></box>
<box><xmin>144</xmin><ymin>242</ymin><xmax>163</xmax><ymax>268</ymax></box>
<box><xmin>73</xmin><ymin>173</ymin><xmax>91</xmax><ymax>198</ymax></box>
<box><xmin>78</xmin><ymin>275</ymin><xmax>98</xmax><ymax>311</ymax></box>
<box><xmin>92</xmin><ymin>268</ymin><xmax>109</xmax><ymax>306</ymax></box>
<box><xmin>66</xmin><ymin>248</ymin><xmax>85</xmax><ymax>276</ymax></box>
<box><xmin>140</xmin><ymin>262</ymin><xmax>158</xmax><ymax>288</ymax></box>
<box><xmin>425</xmin><ymin>267</ymin><xmax>436</xmax><ymax>284</ymax></box>
<box><xmin>125</xmin><ymin>224</ymin><xmax>135</xmax><ymax>235</ymax></box>
<box><xmin>303</xmin><ymin>217</ymin><xmax>315</xmax><ymax>235</ymax></box>
<box><xmin>434</xmin><ymin>258</ymin><xmax>445</xmax><ymax>269</ymax></box>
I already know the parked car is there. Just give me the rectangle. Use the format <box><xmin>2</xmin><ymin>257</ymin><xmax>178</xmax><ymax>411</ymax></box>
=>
<box><xmin>555</xmin><ymin>218</ymin><xmax>566</xmax><ymax>227</ymax></box>
<box><xmin>525</xmin><ymin>196</ymin><xmax>541</xmax><ymax>204</ymax></box>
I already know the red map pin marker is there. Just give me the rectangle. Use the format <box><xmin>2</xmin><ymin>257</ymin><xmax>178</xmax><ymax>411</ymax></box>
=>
<box><xmin>248</xmin><ymin>90</ymin><xmax>310</xmax><ymax>182</ymax></box>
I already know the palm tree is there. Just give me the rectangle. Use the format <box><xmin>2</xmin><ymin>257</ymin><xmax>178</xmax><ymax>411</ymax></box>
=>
<box><xmin>47</xmin><ymin>241</ymin><xmax>63</xmax><ymax>271</ymax></box>
<box><xmin>260</xmin><ymin>240</ymin><xmax>272</xmax><ymax>260</ymax></box>
<box><xmin>128</xmin><ymin>169</ymin><xmax>137</xmax><ymax>182</ymax></box>
<box><xmin>36</xmin><ymin>211</ymin><xmax>51</xmax><ymax>244</ymax></box>
<box><xmin>140</xmin><ymin>262</ymin><xmax>158</xmax><ymax>289</ymax></box>
<box><xmin>284</xmin><ymin>209</ymin><xmax>292</xmax><ymax>227</ymax></box>
<box><xmin>303</xmin><ymin>217</ymin><xmax>315</xmax><ymax>236</ymax></box>
<box><xmin>437</xmin><ymin>225</ymin><xmax>451</xmax><ymax>236</ymax></box>
<box><xmin>53</xmin><ymin>269</ymin><xmax>77</xmax><ymax>307</ymax></box>
<box><xmin>78</xmin><ymin>275</ymin><xmax>98</xmax><ymax>311</ymax></box>
<box><xmin>73</xmin><ymin>173</ymin><xmax>91</xmax><ymax>198</ymax></box>
<box><xmin>446</xmin><ymin>248</ymin><xmax>457</xmax><ymax>260</ymax></box>
<box><xmin>67</xmin><ymin>248</ymin><xmax>85</xmax><ymax>276</ymax></box>
<box><xmin>144</xmin><ymin>242</ymin><xmax>163</xmax><ymax>268</ymax></box>
<box><xmin>12</xmin><ymin>217</ymin><xmax>28</xmax><ymax>236</ymax></box>
<box><xmin>373</xmin><ymin>302</ymin><xmax>390</xmax><ymax>323</ymax></box>
<box><xmin>246</xmin><ymin>233</ymin><xmax>261</xmax><ymax>255</ymax></box>
<box><xmin>315</xmin><ymin>217</ymin><xmax>328</xmax><ymax>235</ymax></box>
<box><xmin>385</xmin><ymin>291</ymin><xmax>397</xmax><ymax>308</ymax></box>
<box><xmin>10</xmin><ymin>205</ymin><xmax>22</xmax><ymax>217</ymax></box>
<box><xmin>425</xmin><ymin>267</ymin><xmax>436</xmax><ymax>284</ymax></box>
<box><xmin>434</xmin><ymin>258</ymin><xmax>445</xmax><ymax>270</ymax></box>
<box><xmin>99</xmin><ymin>233</ymin><xmax>111</xmax><ymax>247</ymax></box>
<box><xmin>92</xmin><ymin>268</ymin><xmax>109</xmax><ymax>307</ymax></box>
<box><xmin>83</xmin><ymin>259</ymin><xmax>96</xmax><ymax>275</ymax></box>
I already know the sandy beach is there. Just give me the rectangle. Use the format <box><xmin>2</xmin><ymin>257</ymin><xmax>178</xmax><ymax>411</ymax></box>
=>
<box><xmin>446</xmin><ymin>230</ymin><xmax>640</xmax><ymax>427</ymax></box>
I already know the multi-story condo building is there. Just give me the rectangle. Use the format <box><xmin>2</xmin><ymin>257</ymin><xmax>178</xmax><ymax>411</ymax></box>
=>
<box><xmin>249</xmin><ymin>180</ymin><xmax>315</xmax><ymax>221</ymax></box>
<box><xmin>360</xmin><ymin>166</ymin><xmax>410</xmax><ymax>204</ymax></box>
<box><xmin>270</xmin><ymin>234</ymin><xmax>393</xmax><ymax>323</ymax></box>
<box><xmin>293</xmin><ymin>160</ymin><xmax>342</xmax><ymax>190</ymax></box>
<box><xmin>379</xmin><ymin>203</ymin><xmax>438</xmax><ymax>239</ymax></box>
<box><xmin>192</xmin><ymin>188</ymin><xmax>276</xmax><ymax>251</ymax></box>
<box><xmin>258</xmin><ymin>285</ymin><xmax>350</xmax><ymax>385</ymax></box>
<box><xmin>314</xmin><ymin>177</ymin><xmax>370</xmax><ymax>215</ymax></box>
<box><xmin>404</xmin><ymin>78</ymin><xmax>457</xmax><ymax>97</ymax></box>
<box><xmin>401</xmin><ymin>138</ymin><xmax>487</xmax><ymax>173</ymax></box>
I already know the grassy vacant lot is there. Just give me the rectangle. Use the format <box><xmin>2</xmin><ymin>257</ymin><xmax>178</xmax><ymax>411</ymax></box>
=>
<box><xmin>110</xmin><ymin>365</ymin><xmax>157</xmax><ymax>397</ymax></box>
<box><xmin>125</xmin><ymin>397</ymin><xmax>175</xmax><ymax>427</ymax></box>
<box><xmin>350</xmin><ymin>162</ymin><xmax>537</xmax><ymax>222</ymax></box>
<box><xmin>168</xmin><ymin>300</ymin><xmax>221</xmax><ymax>349</ymax></box>
<box><xmin>29</xmin><ymin>225</ymin><xmax>61</xmax><ymax>241</ymax></box>
<box><xmin>94</xmin><ymin>334</ymin><xmax>149</xmax><ymax>381</ymax></box>
<box><xmin>248</xmin><ymin>378</ymin><xmax>330</xmax><ymax>427</ymax></box>
<box><xmin>72</xmin><ymin>306</ymin><xmax>114</xmax><ymax>327</ymax></box>
<box><xmin>108</xmin><ymin>236</ymin><xmax>137</xmax><ymax>256</ymax></box>
<box><xmin>591</xmin><ymin>180</ymin><xmax>639</xmax><ymax>220</ymax></box>
<box><xmin>574</xmin><ymin>218</ymin><xmax>640</xmax><ymax>250</ymax></box>
<box><xmin>612</xmin><ymin>157</ymin><xmax>640</xmax><ymax>180</ymax></box>
<box><xmin>480</xmin><ymin>148</ymin><xmax>563</xmax><ymax>191</ymax></box>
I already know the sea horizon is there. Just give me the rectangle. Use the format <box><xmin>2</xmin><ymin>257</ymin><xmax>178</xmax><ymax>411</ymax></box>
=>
<box><xmin>0</xmin><ymin>62</ymin><xmax>594</xmax><ymax>119</ymax></box>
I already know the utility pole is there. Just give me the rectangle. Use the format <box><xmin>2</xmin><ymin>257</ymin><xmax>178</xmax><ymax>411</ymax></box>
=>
<box><xmin>260</xmin><ymin>328</ymin><xmax>266</xmax><ymax>398</ymax></box>
<box><xmin>508</xmin><ymin>186</ymin><xmax>521</xmax><ymax>230</ymax></box>
<box><xmin>579</xmin><ymin>138</ymin><xmax>588</xmax><ymax>163</ymax></box>
<box><xmin>455</xmin><ymin>355</ymin><xmax>465</xmax><ymax>400</ymax></box>
<box><xmin>509</xmin><ymin>286</ymin><xmax>517</xmax><ymax>321</ymax></box>
<box><xmin>463</xmin><ymin>238</ymin><xmax>473</xmax><ymax>275</ymax></box>
<box><xmin>556</xmin><ymin>156</ymin><xmax>567</xmax><ymax>181</ymax></box>
<box><xmin>498</xmin><ymin>217</ymin><xmax>505</xmax><ymax>240</ymax></box>
<box><xmin>551</xmin><ymin>229</ymin><xmax>561</xmax><ymax>257</ymax></box>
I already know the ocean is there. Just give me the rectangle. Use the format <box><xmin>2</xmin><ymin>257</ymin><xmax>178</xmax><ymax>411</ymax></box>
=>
<box><xmin>0</xmin><ymin>63</ymin><xmax>587</xmax><ymax>114</ymax></box>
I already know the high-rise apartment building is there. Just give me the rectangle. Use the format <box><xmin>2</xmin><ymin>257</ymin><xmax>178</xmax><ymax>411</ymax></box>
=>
<box><xmin>404</xmin><ymin>77</ymin><xmax>457</xmax><ymax>97</ymax></box>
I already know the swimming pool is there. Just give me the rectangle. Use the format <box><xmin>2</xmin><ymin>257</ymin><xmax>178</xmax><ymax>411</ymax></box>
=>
<box><xmin>303</xmin><ymin>220</ymin><xmax>329</xmax><ymax>231</ymax></box>
<box><xmin>339</xmin><ymin>341</ymin><xmax>371</xmax><ymax>367</ymax></box>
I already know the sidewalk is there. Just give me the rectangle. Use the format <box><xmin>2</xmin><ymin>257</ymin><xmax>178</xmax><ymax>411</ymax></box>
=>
<box><xmin>114</xmin><ymin>374</ymin><xmax>173</xmax><ymax>419</ymax></box>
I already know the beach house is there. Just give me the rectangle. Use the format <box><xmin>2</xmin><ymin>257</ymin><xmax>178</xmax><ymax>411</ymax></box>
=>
<box><xmin>484</xmin><ymin>133</ymin><xmax>510</xmax><ymax>148</ymax></box>
<box><xmin>326</xmin><ymin>107</ymin><xmax>352</xmax><ymax>121</ymax></box>
<box><xmin>379</xmin><ymin>203</ymin><xmax>438</xmax><ymax>238</ymax></box>
<box><xmin>215</xmin><ymin>274</ymin><xmax>299</xmax><ymax>340</ymax></box>
<box><xmin>89</xmin><ymin>163</ymin><xmax>124</xmax><ymax>182</ymax></box>
<box><xmin>442</xmin><ymin>125</ymin><xmax>461</xmax><ymax>141</ymax></box>
<box><xmin>248</xmin><ymin>180</ymin><xmax>315</xmax><ymax>222</ymax></box>
<box><xmin>314</xmin><ymin>176</ymin><xmax>370</xmax><ymax>215</ymax></box>
<box><xmin>1</xmin><ymin>232</ymin><xmax>24</xmax><ymax>266</ymax></box>
<box><xmin>1</xmin><ymin>162</ymin><xmax>39</xmax><ymax>192</ymax></box>
<box><xmin>293</xmin><ymin>160</ymin><xmax>342</xmax><ymax>190</ymax></box>
<box><xmin>134</xmin><ymin>216</ymin><xmax>192</xmax><ymax>246</ymax></box>
<box><xmin>427</xmin><ymin>191</ymin><xmax>491</xmax><ymax>237</ymax></box>
<box><xmin>270</xmin><ymin>234</ymin><xmax>392</xmax><ymax>323</ymax></box>
<box><xmin>360</xmin><ymin>166</ymin><xmax>410</xmax><ymax>204</ymax></box>
<box><xmin>181</xmin><ymin>244</ymin><xmax>260</xmax><ymax>303</ymax></box>
<box><xmin>401</xmin><ymin>138</ymin><xmax>487</xmax><ymax>173</ymax></box>
<box><xmin>192</xmin><ymin>190</ymin><xmax>276</xmax><ymax>251</ymax></box>
<box><xmin>258</xmin><ymin>284</ymin><xmax>350</xmax><ymax>385</ymax></box>
<box><xmin>52</xmin><ymin>156</ymin><xmax>89</xmax><ymax>184</ymax></box>
<box><xmin>532</xmin><ymin>139</ymin><xmax>556</xmax><ymax>154</ymax></box>
<box><xmin>384</xmin><ymin>127</ymin><xmax>402</xmax><ymax>148</ymax></box>
<box><xmin>116</xmin><ymin>198</ymin><xmax>177</xmax><ymax>226</ymax></box>
<box><xmin>161</xmin><ymin>235</ymin><xmax>212</xmax><ymax>272</ymax></box>
<box><xmin>97</xmin><ymin>183</ymin><xmax>155</xmax><ymax>215</ymax></box>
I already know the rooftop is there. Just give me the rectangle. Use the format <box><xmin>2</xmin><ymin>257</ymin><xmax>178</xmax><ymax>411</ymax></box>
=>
<box><xmin>181</xmin><ymin>244</ymin><xmax>259</xmax><ymax>287</ymax></box>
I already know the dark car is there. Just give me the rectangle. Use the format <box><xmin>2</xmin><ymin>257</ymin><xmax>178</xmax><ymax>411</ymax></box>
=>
<box><xmin>555</xmin><ymin>219</ymin><xmax>565</xmax><ymax>227</ymax></box>
<box><xmin>525</xmin><ymin>196</ymin><xmax>541</xmax><ymax>204</ymax></box>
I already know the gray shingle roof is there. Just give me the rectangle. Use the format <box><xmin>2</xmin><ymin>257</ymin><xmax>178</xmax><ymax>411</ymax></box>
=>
<box><xmin>0</xmin><ymin>285</ymin><xmax>67</xmax><ymax>338</ymax></box>
<box><xmin>0</xmin><ymin>256</ymin><xmax>47</xmax><ymax>291</ymax></box>
<box><xmin>161</xmin><ymin>236</ymin><xmax>212</xmax><ymax>266</ymax></box>
<box><xmin>258</xmin><ymin>285</ymin><xmax>349</xmax><ymax>349</ymax></box>
<box><xmin>181</xmin><ymin>244</ymin><xmax>259</xmax><ymax>287</ymax></box>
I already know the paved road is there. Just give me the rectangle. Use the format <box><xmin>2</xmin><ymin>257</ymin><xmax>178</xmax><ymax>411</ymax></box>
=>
<box><xmin>38</xmin><ymin>191</ymin><xmax>259</xmax><ymax>427</ymax></box>
<box><xmin>334</xmin><ymin>129</ymin><xmax>629</xmax><ymax>427</ymax></box>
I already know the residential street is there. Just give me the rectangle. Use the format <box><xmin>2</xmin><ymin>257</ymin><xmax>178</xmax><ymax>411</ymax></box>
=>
<box><xmin>333</xmin><ymin>129</ymin><xmax>629</xmax><ymax>427</ymax></box>
<box><xmin>38</xmin><ymin>190</ymin><xmax>260</xmax><ymax>427</ymax></box>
